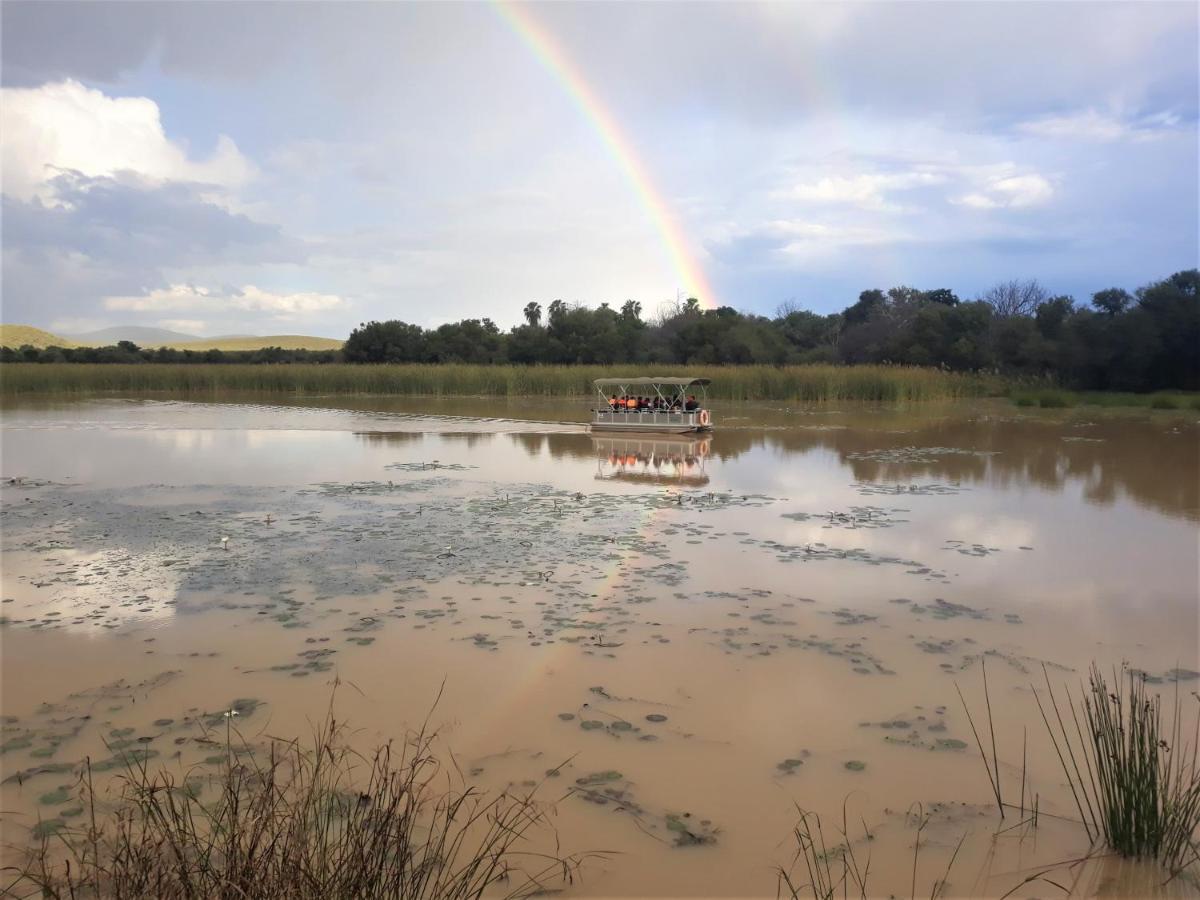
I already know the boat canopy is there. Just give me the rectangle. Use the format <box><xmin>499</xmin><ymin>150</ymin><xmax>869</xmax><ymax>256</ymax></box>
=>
<box><xmin>592</xmin><ymin>376</ymin><xmax>711</xmax><ymax>388</ymax></box>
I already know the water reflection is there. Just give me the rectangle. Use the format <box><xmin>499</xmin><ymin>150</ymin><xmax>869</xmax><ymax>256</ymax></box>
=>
<box><xmin>498</xmin><ymin>417</ymin><xmax>1198</xmax><ymax>520</ymax></box>
<box><xmin>591</xmin><ymin>435</ymin><xmax>710</xmax><ymax>486</ymax></box>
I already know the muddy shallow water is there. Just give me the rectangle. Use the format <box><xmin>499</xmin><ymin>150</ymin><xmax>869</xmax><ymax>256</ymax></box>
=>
<box><xmin>2</xmin><ymin>396</ymin><xmax>1198</xmax><ymax>897</ymax></box>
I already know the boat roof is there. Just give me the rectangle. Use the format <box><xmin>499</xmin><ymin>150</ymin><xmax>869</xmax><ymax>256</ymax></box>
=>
<box><xmin>592</xmin><ymin>376</ymin><xmax>711</xmax><ymax>387</ymax></box>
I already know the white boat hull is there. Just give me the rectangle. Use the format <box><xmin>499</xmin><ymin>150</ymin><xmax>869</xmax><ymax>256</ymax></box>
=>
<box><xmin>589</xmin><ymin>410</ymin><xmax>713</xmax><ymax>434</ymax></box>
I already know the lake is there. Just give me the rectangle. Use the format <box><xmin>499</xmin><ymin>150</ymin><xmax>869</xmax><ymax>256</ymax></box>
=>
<box><xmin>1</xmin><ymin>396</ymin><xmax>1197</xmax><ymax>897</ymax></box>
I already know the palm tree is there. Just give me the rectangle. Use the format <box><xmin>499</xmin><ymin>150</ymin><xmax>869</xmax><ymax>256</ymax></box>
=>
<box><xmin>683</xmin><ymin>296</ymin><xmax>701</xmax><ymax>315</ymax></box>
<box><xmin>523</xmin><ymin>302</ymin><xmax>542</xmax><ymax>327</ymax></box>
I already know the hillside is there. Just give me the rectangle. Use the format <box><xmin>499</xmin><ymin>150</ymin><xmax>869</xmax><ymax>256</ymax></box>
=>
<box><xmin>0</xmin><ymin>325</ymin><xmax>76</xmax><ymax>349</ymax></box>
<box><xmin>0</xmin><ymin>325</ymin><xmax>342</xmax><ymax>352</ymax></box>
<box><xmin>69</xmin><ymin>326</ymin><xmax>201</xmax><ymax>345</ymax></box>
<box><xmin>163</xmin><ymin>335</ymin><xmax>344</xmax><ymax>351</ymax></box>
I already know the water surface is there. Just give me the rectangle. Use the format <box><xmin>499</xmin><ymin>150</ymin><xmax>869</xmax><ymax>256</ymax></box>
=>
<box><xmin>2</xmin><ymin>397</ymin><xmax>1197</xmax><ymax>896</ymax></box>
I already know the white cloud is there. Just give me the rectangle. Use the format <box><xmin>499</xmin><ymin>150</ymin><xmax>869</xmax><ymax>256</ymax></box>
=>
<box><xmin>783</xmin><ymin>171</ymin><xmax>945</xmax><ymax>211</ymax></box>
<box><xmin>0</xmin><ymin>79</ymin><xmax>256</xmax><ymax>202</ymax></box>
<box><xmin>1017</xmin><ymin>108</ymin><xmax>1182</xmax><ymax>143</ymax></box>
<box><xmin>956</xmin><ymin>173</ymin><xmax>1055</xmax><ymax>210</ymax></box>
<box><xmin>104</xmin><ymin>284</ymin><xmax>345</xmax><ymax>319</ymax></box>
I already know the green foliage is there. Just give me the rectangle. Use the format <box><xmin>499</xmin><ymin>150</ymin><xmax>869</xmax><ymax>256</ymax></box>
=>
<box><xmin>3</xmin><ymin>269</ymin><xmax>1196</xmax><ymax>392</ymax></box>
<box><xmin>0</xmin><ymin>363</ymin><xmax>995</xmax><ymax>402</ymax></box>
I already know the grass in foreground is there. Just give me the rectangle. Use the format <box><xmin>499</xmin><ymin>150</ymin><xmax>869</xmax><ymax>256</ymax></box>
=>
<box><xmin>1037</xmin><ymin>664</ymin><xmax>1200</xmax><ymax>873</ymax></box>
<box><xmin>3</xmin><ymin>704</ymin><xmax>588</xmax><ymax>900</ymax></box>
<box><xmin>959</xmin><ymin>660</ymin><xmax>1200</xmax><ymax>880</ymax></box>
<box><xmin>0</xmin><ymin>362</ymin><xmax>996</xmax><ymax>402</ymax></box>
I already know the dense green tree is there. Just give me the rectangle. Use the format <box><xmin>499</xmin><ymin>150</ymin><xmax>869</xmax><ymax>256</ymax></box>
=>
<box><xmin>1091</xmin><ymin>288</ymin><xmax>1132</xmax><ymax>316</ymax></box>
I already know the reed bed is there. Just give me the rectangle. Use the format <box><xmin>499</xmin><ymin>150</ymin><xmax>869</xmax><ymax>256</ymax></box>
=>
<box><xmin>0</xmin><ymin>363</ymin><xmax>996</xmax><ymax>402</ymax></box>
<box><xmin>2</xmin><ymin>708</ymin><xmax>587</xmax><ymax>900</ymax></box>
<box><xmin>1010</xmin><ymin>389</ymin><xmax>1200</xmax><ymax>410</ymax></box>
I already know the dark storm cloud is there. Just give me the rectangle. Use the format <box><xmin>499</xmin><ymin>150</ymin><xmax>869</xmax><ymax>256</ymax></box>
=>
<box><xmin>1</xmin><ymin>172</ymin><xmax>305</xmax><ymax>323</ymax></box>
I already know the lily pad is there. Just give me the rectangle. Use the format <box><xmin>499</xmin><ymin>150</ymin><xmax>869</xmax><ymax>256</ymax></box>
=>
<box><xmin>580</xmin><ymin>720</ymin><xmax>605</xmax><ymax>731</ymax></box>
<box><xmin>31</xmin><ymin>819</ymin><xmax>65</xmax><ymax>839</ymax></box>
<box><xmin>575</xmin><ymin>770</ymin><xmax>623</xmax><ymax>786</ymax></box>
<box><xmin>38</xmin><ymin>785</ymin><xmax>71</xmax><ymax>805</ymax></box>
<box><xmin>645</xmin><ymin>714</ymin><xmax>668</xmax><ymax>723</ymax></box>
<box><xmin>934</xmin><ymin>739</ymin><xmax>968</xmax><ymax>751</ymax></box>
<box><xmin>844</xmin><ymin>760</ymin><xmax>866</xmax><ymax>772</ymax></box>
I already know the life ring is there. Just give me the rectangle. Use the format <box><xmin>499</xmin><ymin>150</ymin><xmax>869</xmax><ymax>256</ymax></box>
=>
<box><xmin>698</xmin><ymin>409</ymin><xmax>711</xmax><ymax>427</ymax></box>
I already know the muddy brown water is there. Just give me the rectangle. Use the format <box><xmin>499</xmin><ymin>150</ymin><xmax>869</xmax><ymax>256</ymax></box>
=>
<box><xmin>1</xmin><ymin>396</ymin><xmax>1197</xmax><ymax>897</ymax></box>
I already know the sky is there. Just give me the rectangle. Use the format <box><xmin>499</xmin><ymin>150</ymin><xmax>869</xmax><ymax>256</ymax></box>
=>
<box><xmin>1</xmin><ymin>1</ymin><xmax>1197</xmax><ymax>338</ymax></box>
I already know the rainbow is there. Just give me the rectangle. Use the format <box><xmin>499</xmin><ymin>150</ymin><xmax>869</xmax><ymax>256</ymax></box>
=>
<box><xmin>491</xmin><ymin>1</ymin><xmax>718</xmax><ymax>310</ymax></box>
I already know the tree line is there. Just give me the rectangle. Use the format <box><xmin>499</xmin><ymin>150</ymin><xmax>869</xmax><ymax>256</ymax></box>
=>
<box><xmin>4</xmin><ymin>270</ymin><xmax>1196</xmax><ymax>391</ymax></box>
<box><xmin>341</xmin><ymin>270</ymin><xmax>1197</xmax><ymax>390</ymax></box>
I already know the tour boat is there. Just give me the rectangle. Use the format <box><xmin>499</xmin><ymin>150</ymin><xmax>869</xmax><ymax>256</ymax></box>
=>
<box><xmin>589</xmin><ymin>377</ymin><xmax>714</xmax><ymax>434</ymax></box>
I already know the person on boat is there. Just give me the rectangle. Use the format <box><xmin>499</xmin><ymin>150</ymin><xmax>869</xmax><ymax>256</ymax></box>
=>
<box><xmin>685</xmin><ymin>395</ymin><xmax>699</xmax><ymax>411</ymax></box>
<box><xmin>609</xmin><ymin>395</ymin><xmax>619</xmax><ymax>410</ymax></box>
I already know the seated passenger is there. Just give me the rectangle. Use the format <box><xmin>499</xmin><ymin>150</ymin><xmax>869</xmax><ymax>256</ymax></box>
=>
<box><xmin>685</xmin><ymin>394</ymin><xmax>698</xmax><ymax>411</ymax></box>
<box><xmin>609</xmin><ymin>395</ymin><xmax>619</xmax><ymax>410</ymax></box>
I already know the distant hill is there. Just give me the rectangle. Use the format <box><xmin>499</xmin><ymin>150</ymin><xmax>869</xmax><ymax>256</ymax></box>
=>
<box><xmin>0</xmin><ymin>325</ymin><xmax>76</xmax><ymax>348</ymax></box>
<box><xmin>1</xmin><ymin>324</ymin><xmax>344</xmax><ymax>352</ymax></box>
<box><xmin>68</xmin><ymin>326</ymin><xmax>201</xmax><ymax>345</ymax></box>
<box><xmin>162</xmin><ymin>335</ymin><xmax>344</xmax><ymax>351</ymax></box>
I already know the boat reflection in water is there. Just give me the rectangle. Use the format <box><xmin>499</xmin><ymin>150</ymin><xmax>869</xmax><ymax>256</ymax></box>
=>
<box><xmin>592</xmin><ymin>435</ymin><xmax>710</xmax><ymax>486</ymax></box>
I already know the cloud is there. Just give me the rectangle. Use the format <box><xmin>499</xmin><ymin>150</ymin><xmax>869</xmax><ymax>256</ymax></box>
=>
<box><xmin>1017</xmin><ymin>108</ymin><xmax>1184</xmax><ymax>143</ymax></box>
<box><xmin>4</xmin><ymin>172</ymin><xmax>301</xmax><ymax>266</ymax></box>
<box><xmin>956</xmin><ymin>174</ymin><xmax>1055</xmax><ymax>210</ymax></box>
<box><xmin>782</xmin><ymin>171</ymin><xmax>945</xmax><ymax>211</ymax></box>
<box><xmin>0</xmin><ymin>80</ymin><xmax>255</xmax><ymax>202</ymax></box>
<box><xmin>104</xmin><ymin>284</ymin><xmax>345</xmax><ymax>319</ymax></box>
<box><xmin>1</xmin><ymin>173</ymin><xmax>308</xmax><ymax>326</ymax></box>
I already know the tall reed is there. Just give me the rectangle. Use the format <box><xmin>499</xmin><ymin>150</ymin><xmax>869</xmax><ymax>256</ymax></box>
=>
<box><xmin>3</xmin><ymin>709</ymin><xmax>586</xmax><ymax>899</ymax></box>
<box><xmin>1035</xmin><ymin>664</ymin><xmax>1200</xmax><ymax>874</ymax></box>
<box><xmin>0</xmin><ymin>363</ymin><xmax>998</xmax><ymax>402</ymax></box>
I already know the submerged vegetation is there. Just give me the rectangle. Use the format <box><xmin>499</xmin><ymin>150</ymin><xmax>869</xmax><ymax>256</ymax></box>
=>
<box><xmin>0</xmin><ymin>362</ymin><xmax>996</xmax><ymax>402</ymax></box>
<box><xmin>3</xmin><ymin>704</ymin><xmax>586</xmax><ymax>900</ymax></box>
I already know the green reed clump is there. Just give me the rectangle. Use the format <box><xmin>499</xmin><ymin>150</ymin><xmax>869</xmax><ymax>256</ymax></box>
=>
<box><xmin>4</xmin><ymin>709</ymin><xmax>585</xmax><ymax>900</ymax></box>
<box><xmin>0</xmin><ymin>363</ymin><xmax>997</xmax><ymax>402</ymax></box>
<box><xmin>1035</xmin><ymin>665</ymin><xmax>1200</xmax><ymax>874</ymax></box>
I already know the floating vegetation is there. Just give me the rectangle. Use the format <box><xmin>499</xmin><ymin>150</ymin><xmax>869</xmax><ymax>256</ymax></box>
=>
<box><xmin>843</xmin><ymin>760</ymin><xmax>866</xmax><ymax>772</ymax></box>
<box><xmin>907</xmin><ymin>597</ymin><xmax>989</xmax><ymax>621</ymax></box>
<box><xmin>384</xmin><ymin>460</ymin><xmax>476</xmax><ymax>472</ymax></box>
<box><xmin>782</xmin><ymin>505</ymin><xmax>905</xmax><ymax>529</ymax></box>
<box><xmin>852</xmin><ymin>481</ymin><xmax>965</xmax><ymax>496</ymax></box>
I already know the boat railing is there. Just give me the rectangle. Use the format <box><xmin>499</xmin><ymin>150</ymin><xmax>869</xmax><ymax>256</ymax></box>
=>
<box><xmin>591</xmin><ymin>408</ymin><xmax>703</xmax><ymax>427</ymax></box>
